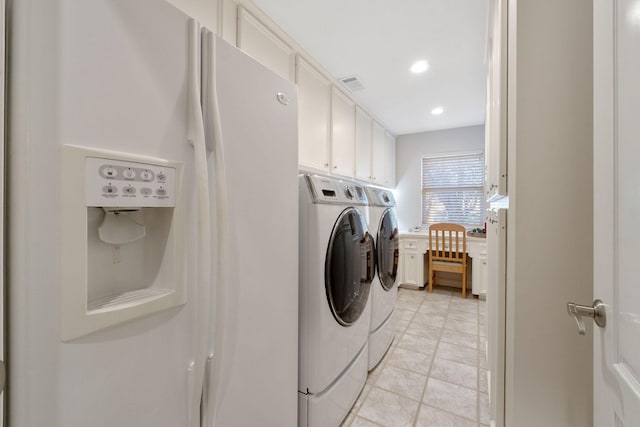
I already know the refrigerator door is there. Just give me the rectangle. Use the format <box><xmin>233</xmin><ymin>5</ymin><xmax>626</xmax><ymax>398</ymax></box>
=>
<box><xmin>202</xmin><ymin>33</ymin><xmax>299</xmax><ymax>426</ymax></box>
<box><xmin>8</xmin><ymin>1</ymin><xmax>207</xmax><ymax>426</ymax></box>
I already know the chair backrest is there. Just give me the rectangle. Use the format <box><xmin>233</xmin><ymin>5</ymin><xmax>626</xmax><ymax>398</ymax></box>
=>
<box><xmin>428</xmin><ymin>223</ymin><xmax>466</xmax><ymax>262</ymax></box>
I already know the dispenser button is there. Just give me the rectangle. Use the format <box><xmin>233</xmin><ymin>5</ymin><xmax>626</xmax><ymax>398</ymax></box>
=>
<box><xmin>123</xmin><ymin>169</ymin><xmax>136</xmax><ymax>180</ymax></box>
<box><xmin>123</xmin><ymin>186</ymin><xmax>136</xmax><ymax>195</ymax></box>
<box><xmin>157</xmin><ymin>171</ymin><xmax>166</xmax><ymax>182</ymax></box>
<box><xmin>101</xmin><ymin>166</ymin><xmax>118</xmax><ymax>179</ymax></box>
<box><xmin>140</xmin><ymin>187</ymin><xmax>152</xmax><ymax>196</ymax></box>
<box><xmin>141</xmin><ymin>170</ymin><xmax>154</xmax><ymax>181</ymax></box>
<box><xmin>103</xmin><ymin>184</ymin><xmax>118</xmax><ymax>194</ymax></box>
<box><xmin>156</xmin><ymin>188</ymin><xmax>167</xmax><ymax>196</ymax></box>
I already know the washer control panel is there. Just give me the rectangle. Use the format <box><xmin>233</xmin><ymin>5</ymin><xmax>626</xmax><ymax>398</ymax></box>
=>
<box><xmin>85</xmin><ymin>157</ymin><xmax>176</xmax><ymax>207</ymax></box>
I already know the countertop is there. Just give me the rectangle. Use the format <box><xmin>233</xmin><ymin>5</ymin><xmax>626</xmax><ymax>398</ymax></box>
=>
<box><xmin>399</xmin><ymin>230</ymin><xmax>487</xmax><ymax>243</ymax></box>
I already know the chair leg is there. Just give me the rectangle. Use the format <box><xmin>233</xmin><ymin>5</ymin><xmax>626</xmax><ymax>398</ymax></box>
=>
<box><xmin>461</xmin><ymin>268</ymin><xmax>467</xmax><ymax>299</ymax></box>
<box><xmin>428</xmin><ymin>263</ymin><xmax>433</xmax><ymax>293</ymax></box>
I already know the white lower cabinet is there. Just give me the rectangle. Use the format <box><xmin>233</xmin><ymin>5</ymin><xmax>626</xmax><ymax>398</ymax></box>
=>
<box><xmin>468</xmin><ymin>239</ymin><xmax>488</xmax><ymax>296</ymax></box>
<box><xmin>398</xmin><ymin>234</ymin><xmax>487</xmax><ymax>292</ymax></box>
<box><xmin>472</xmin><ymin>254</ymin><xmax>488</xmax><ymax>296</ymax></box>
<box><xmin>399</xmin><ymin>238</ymin><xmax>427</xmax><ymax>288</ymax></box>
<box><xmin>402</xmin><ymin>250</ymin><xmax>419</xmax><ymax>287</ymax></box>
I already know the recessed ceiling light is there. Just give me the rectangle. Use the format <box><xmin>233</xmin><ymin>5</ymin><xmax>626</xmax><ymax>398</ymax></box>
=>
<box><xmin>410</xmin><ymin>60</ymin><xmax>429</xmax><ymax>74</ymax></box>
<box><xmin>431</xmin><ymin>107</ymin><xmax>444</xmax><ymax>115</ymax></box>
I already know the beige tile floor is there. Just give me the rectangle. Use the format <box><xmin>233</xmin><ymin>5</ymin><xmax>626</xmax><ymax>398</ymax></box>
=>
<box><xmin>341</xmin><ymin>287</ymin><xmax>489</xmax><ymax>427</ymax></box>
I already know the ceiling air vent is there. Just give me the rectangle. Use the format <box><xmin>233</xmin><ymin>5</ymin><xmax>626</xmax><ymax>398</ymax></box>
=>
<box><xmin>339</xmin><ymin>75</ymin><xmax>366</xmax><ymax>92</ymax></box>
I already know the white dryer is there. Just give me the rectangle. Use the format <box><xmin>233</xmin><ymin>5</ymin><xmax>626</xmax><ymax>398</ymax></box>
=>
<box><xmin>299</xmin><ymin>174</ymin><xmax>374</xmax><ymax>427</ymax></box>
<box><xmin>365</xmin><ymin>186</ymin><xmax>399</xmax><ymax>370</ymax></box>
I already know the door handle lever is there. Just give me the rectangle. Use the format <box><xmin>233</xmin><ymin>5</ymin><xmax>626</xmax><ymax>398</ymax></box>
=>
<box><xmin>567</xmin><ymin>299</ymin><xmax>606</xmax><ymax>335</ymax></box>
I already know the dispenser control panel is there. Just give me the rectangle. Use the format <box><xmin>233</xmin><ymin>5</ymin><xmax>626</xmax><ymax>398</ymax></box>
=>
<box><xmin>85</xmin><ymin>157</ymin><xmax>176</xmax><ymax>208</ymax></box>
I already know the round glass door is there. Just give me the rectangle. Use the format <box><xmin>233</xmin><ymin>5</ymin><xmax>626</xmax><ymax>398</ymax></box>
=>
<box><xmin>377</xmin><ymin>209</ymin><xmax>399</xmax><ymax>291</ymax></box>
<box><xmin>325</xmin><ymin>207</ymin><xmax>374</xmax><ymax>326</ymax></box>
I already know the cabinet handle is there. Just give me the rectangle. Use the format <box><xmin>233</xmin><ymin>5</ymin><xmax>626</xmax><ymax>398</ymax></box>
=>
<box><xmin>324</xmin><ymin>163</ymin><xmax>329</xmax><ymax>168</ymax></box>
<box><xmin>333</xmin><ymin>165</ymin><xmax>338</xmax><ymax>169</ymax></box>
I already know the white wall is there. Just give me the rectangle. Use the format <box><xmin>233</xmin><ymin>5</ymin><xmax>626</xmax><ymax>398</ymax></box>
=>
<box><xmin>394</xmin><ymin>125</ymin><xmax>485</xmax><ymax>231</ymax></box>
<box><xmin>504</xmin><ymin>0</ymin><xmax>593</xmax><ymax>425</ymax></box>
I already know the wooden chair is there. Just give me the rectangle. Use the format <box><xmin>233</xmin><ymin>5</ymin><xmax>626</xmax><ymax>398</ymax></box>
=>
<box><xmin>428</xmin><ymin>223</ymin><xmax>468</xmax><ymax>298</ymax></box>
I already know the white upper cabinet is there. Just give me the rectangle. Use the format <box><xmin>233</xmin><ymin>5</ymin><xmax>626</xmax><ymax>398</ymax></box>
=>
<box><xmin>237</xmin><ymin>7</ymin><xmax>294</xmax><ymax>81</ymax></box>
<box><xmin>384</xmin><ymin>131</ymin><xmax>396</xmax><ymax>187</ymax></box>
<box><xmin>296</xmin><ymin>56</ymin><xmax>331</xmax><ymax>172</ymax></box>
<box><xmin>330</xmin><ymin>87</ymin><xmax>356</xmax><ymax>178</ymax></box>
<box><xmin>230</xmin><ymin>1</ymin><xmax>396</xmax><ymax>184</ymax></box>
<box><xmin>371</xmin><ymin>121</ymin><xmax>386</xmax><ymax>185</ymax></box>
<box><xmin>220</xmin><ymin>0</ymin><xmax>238</xmax><ymax>45</ymax></box>
<box><xmin>355</xmin><ymin>106</ymin><xmax>373</xmax><ymax>181</ymax></box>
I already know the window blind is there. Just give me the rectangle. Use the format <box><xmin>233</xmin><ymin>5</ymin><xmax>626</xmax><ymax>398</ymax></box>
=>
<box><xmin>422</xmin><ymin>153</ymin><xmax>485</xmax><ymax>226</ymax></box>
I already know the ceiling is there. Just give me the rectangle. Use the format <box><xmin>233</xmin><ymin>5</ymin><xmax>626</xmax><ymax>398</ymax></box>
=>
<box><xmin>250</xmin><ymin>0</ymin><xmax>489</xmax><ymax>136</ymax></box>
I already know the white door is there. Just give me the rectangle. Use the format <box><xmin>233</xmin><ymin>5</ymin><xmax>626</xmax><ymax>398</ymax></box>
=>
<box><xmin>593</xmin><ymin>0</ymin><xmax>640</xmax><ymax>425</ymax></box>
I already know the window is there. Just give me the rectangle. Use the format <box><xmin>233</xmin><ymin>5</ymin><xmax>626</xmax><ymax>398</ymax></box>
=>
<box><xmin>422</xmin><ymin>153</ymin><xmax>485</xmax><ymax>227</ymax></box>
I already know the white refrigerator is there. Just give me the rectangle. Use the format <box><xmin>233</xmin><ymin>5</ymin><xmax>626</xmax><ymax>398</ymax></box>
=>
<box><xmin>7</xmin><ymin>1</ymin><xmax>298</xmax><ymax>426</ymax></box>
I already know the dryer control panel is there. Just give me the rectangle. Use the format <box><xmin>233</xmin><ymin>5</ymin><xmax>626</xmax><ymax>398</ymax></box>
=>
<box><xmin>365</xmin><ymin>186</ymin><xmax>396</xmax><ymax>207</ymax></box>
<box><xmin>306</xmin><ymin>174</ymin><xmax>368</xmax><ymax>205</ymax></box>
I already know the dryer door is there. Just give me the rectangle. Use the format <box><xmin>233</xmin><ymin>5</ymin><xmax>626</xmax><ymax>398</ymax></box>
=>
<box><xmin>377</xmin><ymin>209</ymin><xmax>399</xmax><ymax>291</ymax></box>
<box><xmin>325</xmin><ymin>207</ymin><xmax>374</xmax><ymax>326</ymax></box>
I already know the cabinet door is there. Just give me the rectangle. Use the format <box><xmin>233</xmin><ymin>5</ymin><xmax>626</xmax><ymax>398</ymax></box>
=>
<box><xmin>371</xmin><ymin>121</ymin><xmax>386</xmax><ymax>185</ymax></box>
<box><xmin>485</xmin><ymin>0</ymin><xmax>508</xmax><ymax>198</ymax></box>
<box><xmin>219</xmin><ymin>0</ymin><xmax>237</xmax><ymax>45</ymax></box>
<box><xmin>402</xmin><ymin>250</ymin><xmax>419</xmax><ymax>286</ymax></box>
<box><xmin>330</xmin><ymin>87</ymin><xmax>355</xmax><ymax>178</ymax></box>
<box><xmin>296</xmin><ymin>57</ymin><xmax>331</xmax><ymax>172</ymax></box>
<box><xmin>355</xmin><ymin>106</ymin><xmax>373</xmax><ymax>181</ymax></box>
<box><xmin>384</xmin><ymin>131</ymin><xmax>396</xmax><ymax>188</ymax></box>
<box><xmin>237</xmin><ymin>7</ymin><xmax>294</xmax><ymax>81</ymax></box>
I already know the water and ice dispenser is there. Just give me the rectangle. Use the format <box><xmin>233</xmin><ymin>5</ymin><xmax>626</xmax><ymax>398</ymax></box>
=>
<box><xmin>61</xmin><ymin>145</ymin><xmax>186</xmax><ymax>341</ymax></box>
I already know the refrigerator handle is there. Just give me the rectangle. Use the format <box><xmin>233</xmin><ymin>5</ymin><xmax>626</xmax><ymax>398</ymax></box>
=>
<box><xmin>187</xmin><ymin>18</ymin><xmax>212</xmax><ymax>427</ymax></box>
<box><xmin>201</xmin><ymin>30</ymin><xmax>231</xmax><ymax>426</ymax></box>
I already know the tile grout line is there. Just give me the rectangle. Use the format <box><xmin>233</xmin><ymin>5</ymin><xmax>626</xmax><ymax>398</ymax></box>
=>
<box><xmin>349</xmin><ymin>289</ymin><xmax>425</xmax><ymax>426</ymax></box>
<box><xmin>420</xmin><ymin>293</ymin><xmax>480</xmax><ymax>425</ymax></box>
<box><xmin>357</xmin><ymin>289</ymin><xmax>487</xmax><ymax>427</ymax></box>
<box><xmin>410</xmin><ymin>292</ymin><xmax>451</xmax><ymax>427</ymax></box>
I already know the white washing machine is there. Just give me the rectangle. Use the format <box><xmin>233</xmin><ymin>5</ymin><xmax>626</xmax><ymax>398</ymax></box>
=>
<box><xmin>365</xmin><ymin>186</ymin><xmax>399</xmax><ymax>370</ymax></box>
<box><xmin>298</xmin><ymin>173</ymin><xmax>374</xmax><ymax>427</ymax></box>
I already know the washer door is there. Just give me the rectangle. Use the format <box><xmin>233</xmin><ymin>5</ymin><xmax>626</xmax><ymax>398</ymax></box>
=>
<box><xmin>325</xmin><ymin>207</ymin><xmax>374</xmax><ymax>326</ymax></box>
<box><xmin>377</xmin><ymin>209</ymin><xmax>399</xmax><ymax>291</ymax></box>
